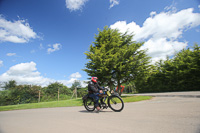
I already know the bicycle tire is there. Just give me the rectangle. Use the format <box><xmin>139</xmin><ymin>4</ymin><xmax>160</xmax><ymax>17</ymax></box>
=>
<box><xmin>83</xmin><ymin>98</ymin><xmax>95</xmax><ymax>112</ymax></box>
<box><xmin>108</xmin><ymin>95</ymin><xmax>124</xmax><ymax>112</ymax></box>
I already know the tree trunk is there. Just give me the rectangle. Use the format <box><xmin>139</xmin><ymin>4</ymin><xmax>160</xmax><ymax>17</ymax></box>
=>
<box><xmin>75</xmin><ymin>87</ymin><xmax>77</xmax><ymax>99</ymax></box>
<box><xmin>117</xmin><ymin>79</ymin><xmax>121</xmax><ymax>96</ymax></box>
<box><xmin>58</xmin><ymin>88</ymin><xmax>59</xmax><ymax>101</ymax></box>
<box><xmin>38</xmin><ymin>90</ymin><xmax>40</xmax><ymax>102</ymax></box>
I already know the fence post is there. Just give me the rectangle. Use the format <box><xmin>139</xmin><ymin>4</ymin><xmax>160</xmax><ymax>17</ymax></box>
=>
<box><xmin>38</xmin><ymin>90</ymin><xmax>40</xmax><ymax>102</ymax></box>
<box><xmin>75</xmin><ymin>87</ymin><xmax>77</xmax><ymax>99</ymax></box>
<box><xmin>71</xmin><ymin>87</ymin><xmax>77</xmax><ymax>99</ymax></box>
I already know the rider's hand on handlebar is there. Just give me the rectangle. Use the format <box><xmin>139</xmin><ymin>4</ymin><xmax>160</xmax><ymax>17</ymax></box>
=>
<box><xmin>99</xmin><ymin>90</ymin><xmax>103</xmax><ymax>94</ymax></box>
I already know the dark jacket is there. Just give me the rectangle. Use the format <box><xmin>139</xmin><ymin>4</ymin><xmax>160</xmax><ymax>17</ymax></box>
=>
<box><xmin>88</xmin><ymin>81</ymin><xmax>103</xmax><ymax>93</ymax></box>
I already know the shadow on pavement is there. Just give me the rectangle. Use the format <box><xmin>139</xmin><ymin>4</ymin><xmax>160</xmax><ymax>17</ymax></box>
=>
<box><xmin>79</xmin><ymin>110</ymin><xmax>113</xmax><ymax>113</ymax></box>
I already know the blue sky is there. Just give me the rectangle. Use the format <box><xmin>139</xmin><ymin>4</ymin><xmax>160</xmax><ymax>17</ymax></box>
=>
<box><xmin>0</xmin><ymin>0</ymin><xmax>200</xmax><ymax>87</ymax></box>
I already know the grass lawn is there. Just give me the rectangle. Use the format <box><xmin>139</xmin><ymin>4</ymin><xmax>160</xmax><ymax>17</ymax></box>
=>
<box><xmin>122</xmin><ymin>96</ymin><xmax>152</xmax><ymax>103</ymax></box>
<box><xmin>0</xmin><ymin>96</ymin><xmax>152</xmax><ymax>111</ymax></box>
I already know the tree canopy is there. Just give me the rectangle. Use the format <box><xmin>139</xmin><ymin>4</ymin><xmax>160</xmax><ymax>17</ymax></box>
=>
<box><xmin>139</xmin><ymin>43</ymin><xmax>200</xmax><ymax>92</ymax></box>
<box><xmin>83</xmin><ymin>26</ymin><xmax>151</xmax><ymax>94</ymax></box>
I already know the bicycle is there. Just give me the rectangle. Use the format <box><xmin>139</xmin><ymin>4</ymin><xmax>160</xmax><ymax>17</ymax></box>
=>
<box><xmin>82</xmin><ymin>88</ymin><xmax>124</xmax><ymax>112</ymax></box>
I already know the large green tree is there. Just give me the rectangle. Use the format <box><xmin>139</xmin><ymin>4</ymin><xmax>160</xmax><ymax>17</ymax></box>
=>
<box><xmin>3</xmin><ymin>80</ymin><xmax>17</xmax><ymax>90</ymax></box>
<box><xmin>45</xmin><ymin>82</ymin><xmax>71</xmax><ymax>97</ymax></box>
<box><xmin>172</xmin><ymin>44</ymin><xmax>200</xmax><ymax>90</ymax></box>
<box><xmin>83</xmin><ymin>26</ymin><xmax>151</xmax><ymax>94</ymax></box>
<box><xmin>142</xmin><ymin>44</ymin><xmax>200</xmax><ymax>92</ymax></box>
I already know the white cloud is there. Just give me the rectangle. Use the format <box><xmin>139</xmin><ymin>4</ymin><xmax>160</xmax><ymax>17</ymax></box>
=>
<box><xmin>110</xmin><ymin>7</ymin><xmax>200</xmax><ymax>63</ymax></box>
<box><xmin>109</xmin><ymin>0</ymin><xmax>120</xmax><ymax>9</ymax></box>
<box><xmin>47</xmin><ymin>43</ymin><xmax>62</xmax><ymax>54</ymax></box>
<box><xmin>65</xmin><ymin>0</ymin><xmax>120</xmax><ymax>11</ymax></box>
<box><xmin>140</xmin><ymin>38</ymin><xmax>188</xmax><ymax>63</ymax></box>
<box><xmin>0</xmin><ymin>60</ymin><xmax>3</xmax><ymax>67</ymax></box>
<box><xmin>135</xmin><ymin>8</ymin><xmax>200</xmax><ymax>41</ymax></box>
<box><xmin>60</xmin><ymin>78</ymin><xmax>77</xmax><ymax>86</ymax></box>
<box><xmin>0</xmin><ymin>15</ymin><xmax>37</xmax><ymax>43</ymax></box>
<box><xmin>110</xmin><ymin>21</ymin><xmax>141</xmax><ymax>35</ymax></box>
<box><xmin>59</xmin><ymin>72</ymin><xmax>83</xmax><ymax>87</ymax></box>
<box><xmin>6</xmin><ymin>62</ymin><xmax>40</xmax><ymax>77</ymax></box>
<box><xmin>0</xmin><ymin>62</ymin><xmax>50</xmax><ymax>86</ymax></box>
<box><xmin>70</xmin><ymin>72</ymin><xmax>82</xmax><ymax>78</ymax></box>
<box><xmin>65</xmin><ymin>0</ymin><xmax>88</xmax><ymax>11</ymax></box>
<box><xmin>150</xmin><ymin>11</ymin><xmax>156</xmax><ymax>17</ymax></box>
<box><xmin>6</xmin><ymin>53</ymin><xmax>16</xmax><ymax>56</ymax></box>
<box><xmin>61</xmin><ymin>72</ymin><xmax>88</xmax><ymax>87</ymax></box>
<box><xmin>0</xmin><ymin>62</ymin><xmax>86</xmax><ymax>87</ymax></box>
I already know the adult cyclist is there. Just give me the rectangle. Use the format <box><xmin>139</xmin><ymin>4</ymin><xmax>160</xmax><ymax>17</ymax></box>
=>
<box><xmin>88</xmin><ymin>77</ymin><xmax>103</xmax><ymax>111</ymax></box>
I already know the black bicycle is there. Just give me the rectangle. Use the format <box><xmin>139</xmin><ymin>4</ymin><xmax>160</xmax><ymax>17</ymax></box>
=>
<box><xmin>82</xmin><ymin>88</ymin><xmax>124</xmax><ymax>112</ymax></box>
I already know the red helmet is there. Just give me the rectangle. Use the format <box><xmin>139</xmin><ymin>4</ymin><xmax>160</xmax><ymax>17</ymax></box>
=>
<box><xmin>91</xmin><ymin>77</ymin><xmax>98</xmax><ymax>83</ymax></box>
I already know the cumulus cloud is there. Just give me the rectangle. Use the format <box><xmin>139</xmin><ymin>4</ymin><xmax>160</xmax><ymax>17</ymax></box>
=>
<box><xmin>135</xmin><ymin>8</ymin><xmax>200</xmax><ymax>41</ymax></box>
<box><xmin>47</xmin><ymin>43</ymin><xmax>62</xmax><ymax>54</ymax></box>
<box><xmin>0</xmin><ymin>61</ymin><xmax>86</xmax><ymax>87</ymax></box>
<box><xmin>63</xmin><ymin>72</ymin><xmax>88</xmax><ymax>87</ymax></box>
<box><xmin>65</xmin><ymin>0</ymin><xmax>120</xmax><ymax>11</ymax></box>
<box><xmin>150</xmin><ymin>11</ymin><xmax>156</xmax><ymax>17</ymax></box>
<box><xmin>140</xmin><ymin>38</ymin><xmax>188</xmax><ymax>63</ymax></box>
<box><xmin>0</xmin><ymin>62</ymin><xmax>49</xmax><ymax>86</ymax></box>
<box><xmin>65</xmin><ymin>0</ymin><xmax>88</xmax><ymax>11</ymax></box>
<box><xmin>70</xmin><ymin>72</ymin><xmax>82</xmax><ymax>78</ymax></box>
<box><xmin>110</xmin><ymin>7</ymin><xmax>200</xmax><ymax>63</ymax></box>
<box><xmin>110</xmin><ymin>21</ymin><xmax>141</xmax><ymax>35</ymax></box>
<box><xmin>60</xmin><ymin>72</ymin><xmax>85</xmax><ymax>87</ymax></box>
<box><xmin>6</xmin><ymin>53</ymin><xmax>16</xmax><ymax>56</ymax></box>
<box><xmin>0</xmin><ymin>15</ymin><xmax>37</xmax><ymax>43</ymax></box>
<box><xmin>109</xmin><ymin>0</ymin><xmax>120</xmax><ymax>9</ymax></box>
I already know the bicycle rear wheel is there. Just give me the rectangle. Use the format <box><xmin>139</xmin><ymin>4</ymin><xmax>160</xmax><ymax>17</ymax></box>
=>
<box><xmin>108</xmin><ymin>95</ymin><xmax>124</xmax><ymax>112</ymax></box>
<box><xmin>83</xmin><ymin>98</ymin><xmax>95</xmax><ymax>112</ymax></box>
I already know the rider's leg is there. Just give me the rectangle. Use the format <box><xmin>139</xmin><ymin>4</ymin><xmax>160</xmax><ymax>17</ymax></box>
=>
<box><xmin>94</xmin><ymin>93</ymin><xmax>100</xmax><ymax>110</ymax></box>
<box><xmin>100</xmin><ymin>98</ymin><xmax>105</xmax><ymax>104</ymax></box>
<box><xmin>89</xmin><ymin>93</ymin><xmax>100</xmax><ymax>110</ymax></box>
<box><xmin>100</xmin><ymin>91</ymin><xmax>106</xmax><ymax>104</ymax></box>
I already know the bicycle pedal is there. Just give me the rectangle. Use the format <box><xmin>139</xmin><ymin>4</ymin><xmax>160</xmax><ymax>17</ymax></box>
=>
<box><xmin>102</xmin><ymin>105</ymin><xmax>108</xmax><ymax>109</ymax></box>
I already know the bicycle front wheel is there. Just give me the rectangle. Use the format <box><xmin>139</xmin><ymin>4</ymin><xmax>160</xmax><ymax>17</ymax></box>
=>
<box><xmin>108</xmin><ymin>95</ymin><xmax>124</xmax><ymax>112</ymax></box>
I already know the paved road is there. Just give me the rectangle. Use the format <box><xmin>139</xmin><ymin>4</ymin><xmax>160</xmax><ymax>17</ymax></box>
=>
<box><xmin>0</xmin><ymin>94</ymin><xmax>200</xmax><ymax>133</ymax></box>
<box><xmin>123</xmin><ymin>91</ymin><xmax>200</xmax><ymax>98</ymax></box>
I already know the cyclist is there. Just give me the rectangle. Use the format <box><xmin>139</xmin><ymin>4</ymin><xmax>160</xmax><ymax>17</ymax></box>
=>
<box><xmin>88</xmin><ymin>77</ymin><xmax>103</xmax><ymax>111</ymax></box>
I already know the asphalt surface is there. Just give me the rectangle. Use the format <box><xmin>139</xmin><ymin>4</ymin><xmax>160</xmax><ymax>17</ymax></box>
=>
<box><xmin>0</xmin><ymin>92</ymin><xmax>200</xmax><ymax>133</ymax></box>
<box><xmin>122</xmin><ymin>91</ymin><xmax>200</xmax><ymax>98</ymax></box>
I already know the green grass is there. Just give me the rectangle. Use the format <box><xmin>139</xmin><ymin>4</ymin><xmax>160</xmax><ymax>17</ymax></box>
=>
<box><xmin>122</xmin><ymin>96</ymin><xmax>152</xmax><ymax>103</ymax></box>
<box><xmin>0</xmin><ymin>96</ymin><xmax>152</xmax><ymax>111</ymax></box>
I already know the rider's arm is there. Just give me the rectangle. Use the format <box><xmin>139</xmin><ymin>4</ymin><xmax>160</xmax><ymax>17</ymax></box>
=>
<box><xmin>97</xmin><ymin>83</ymin><xmax>103</xmax><ymax>90</ymax></box>
<box><xmin>97</xmin><ymin>83</ymin><xmax>104</xmax><ymax>93</ymax></box>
